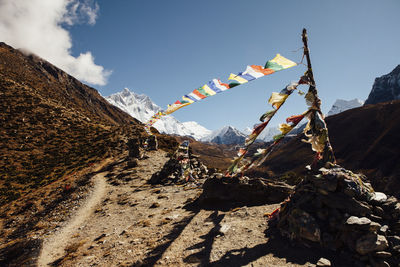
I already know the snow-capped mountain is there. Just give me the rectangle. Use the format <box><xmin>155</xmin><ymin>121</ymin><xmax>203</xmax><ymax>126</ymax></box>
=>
<box><xmin>365</xmin><ymin>65</ymin><xmax>400</xmax><ymax>105</ymax></box>
<box><xmin>257</xmin><ymin>127</ymin><xmax>281</xmax><ymax>142</ymax></box>
<box><xmin>327</xmin><ymin>99</ymin><xmax>364</xmax><ymax>116</ymax></box>
<box><xmin>242</xmin><ymin>126</ymin><xmax>280</xmax><ymax>142</ymax></box>
<box><xmin>105</xmin><ymin>88</ymin><xmax>211</xmax><ymax>140</ymax></box>
<box><xmin>201</xmin><ymin>126</ymin><xmax>247</xmax><ymax>145</ymax></box>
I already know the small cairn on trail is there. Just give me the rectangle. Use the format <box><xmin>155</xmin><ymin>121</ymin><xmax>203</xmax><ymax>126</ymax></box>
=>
<box><xmin>126</xmin><ymin>137</ymin><xmax>142</xmax><ymax>168</ymax></box>
<box><xmin>149</xmin><ymin>140</ymin><xmax>209</xmax><ymax>185</ymax></box>
<box><xmin>269</xmin><ymin>164</ymin><xmax>400</xmax><ymax>266</ymax></box>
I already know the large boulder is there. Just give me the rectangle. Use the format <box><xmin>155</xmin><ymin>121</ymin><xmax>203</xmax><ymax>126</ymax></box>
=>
<box><xmin>199</xmin><ymin>176</ymin><xmax>294</xmax><ymax>206</ymax></box>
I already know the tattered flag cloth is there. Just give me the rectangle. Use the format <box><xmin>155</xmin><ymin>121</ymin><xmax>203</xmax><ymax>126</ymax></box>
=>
<box><xmin>226</xmin><ymin>78</ymin><xmax>305</xmax><ymax>176</ymax></box>
<box><xmin>234</xmin><ymin>112</ymin><xmax>306</xmax><ymax>175</ymax></box>
<box><xmin>144</xmin><ymin>54</ymin><xmax>297</xmax><ymax>134</ymax></box>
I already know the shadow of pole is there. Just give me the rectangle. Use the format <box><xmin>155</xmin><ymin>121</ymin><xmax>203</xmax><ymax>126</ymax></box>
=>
<box><xmin>135</xmin><ymin>210</ymin><xmax>199</xmax><ymax>267</ymax></box>
<box><xmin>183</xmin><ymin>211</ymin><xmax>225</xmax><ymax>266</ymax></box>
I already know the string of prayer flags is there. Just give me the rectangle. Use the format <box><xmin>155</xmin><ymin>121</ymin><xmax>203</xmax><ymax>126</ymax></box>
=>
<box><xmin>226</xmin><ymin>78</ymin><xmax>304</xmax><ymax>176</ymax></box>
<box><xmin>144</xmin><ymin>54</ymin><xmax>297</xmax><ymax>134</ymax></box>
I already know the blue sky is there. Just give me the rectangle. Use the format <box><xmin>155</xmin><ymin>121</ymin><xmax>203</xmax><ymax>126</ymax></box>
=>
<box><xmin>4</xmin><ymin>0</ymin><xmax>399</xmax><ymax>131</ymax></box>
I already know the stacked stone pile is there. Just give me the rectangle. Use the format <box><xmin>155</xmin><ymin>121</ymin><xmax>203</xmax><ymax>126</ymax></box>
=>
<box><xmin>149</xmin><ymin>154</ymin><xmax>209</xmax><ymax>185</ymax></box>
<box><xmin>272</xmin><ymin>165</ymin><xmax>400</xmax><ymax>266</ymax></box>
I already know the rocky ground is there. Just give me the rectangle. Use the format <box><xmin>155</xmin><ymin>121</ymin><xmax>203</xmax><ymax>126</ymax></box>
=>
<box><xmin>26</xmin><ymin>150</ymin><xmax>338</xmax><ymax>267</ymax></box>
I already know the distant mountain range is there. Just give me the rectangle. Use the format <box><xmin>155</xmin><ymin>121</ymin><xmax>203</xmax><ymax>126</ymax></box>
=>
<box><xmin>105</xmin><ymin>88</ymin><xmax>211</xmax><ymax>140</ymax></box>
<box><xmin>106</xmin><ymin>88</ymin><xmax>369</xmax><ymax>145</ymax></box>
<box><xmin>201</xmin><ymin>125</ymin><xmax>247</xmax><ymax>145</ymax></box>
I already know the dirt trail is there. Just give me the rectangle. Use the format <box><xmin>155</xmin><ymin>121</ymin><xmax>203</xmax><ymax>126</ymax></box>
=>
<box><xmin>37</xmin><ymin>150</ymin><xmax>319</xmax><ymax>267</ymax></box>
<box><xmin>37</xmin><ymin>173</ymin><xmax>107</xmax><ymax>266</ymax></box>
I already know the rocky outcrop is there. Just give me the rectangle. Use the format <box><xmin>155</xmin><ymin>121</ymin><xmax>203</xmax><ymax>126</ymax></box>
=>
<box><xmin>365</xmin><ymin>65</ymin><xmax>400</xmax><ymax>105</ymax></box>
<box><xmin>271</xmin><ymin>165</ymin><xmax>400</xmax><ymax>266</ymax></box>
<box><xmin>199</xmin><ymin>176</ymin><xmax>294</xmax><ymax>206</ymax></box>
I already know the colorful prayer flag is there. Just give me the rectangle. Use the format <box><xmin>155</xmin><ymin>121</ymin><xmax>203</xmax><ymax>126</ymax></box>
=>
<box><xmin>145</xmin><ymin>54</ymin><xmax>297</xmax><ymax>132</ymax></box>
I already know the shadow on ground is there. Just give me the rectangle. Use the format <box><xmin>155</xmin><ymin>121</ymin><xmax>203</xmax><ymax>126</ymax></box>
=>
<box><xmin>135</xmin><ymin>208</ymin><xmax>199</xmax><ymax>267</ymax></box>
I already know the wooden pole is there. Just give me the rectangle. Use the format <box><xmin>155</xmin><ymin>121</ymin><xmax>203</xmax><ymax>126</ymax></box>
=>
<box><xmin>301</xmin><ymin>28</ymin><xmax>336</xmax><ymax>165</ymax></box>
<box><xmin>302</xmin><ymin>28</ymin><xmax>320</xmax><ymax>109</ymax></box>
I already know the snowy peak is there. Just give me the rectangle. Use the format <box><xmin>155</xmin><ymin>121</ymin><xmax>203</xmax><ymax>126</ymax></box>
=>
<box><xmin>105</xmin><ymin>88</ymin><xmax>211</xmax><ymax>140</ymax></box>
<box><xmin>257</xmin><ymin>126</ymin><xmax>281</xmax><ymax>142</ymax></box>
<box><xmin>327</xmin><ymin>99</ymin><xmax>364</xmax><ymax>116</ymax></box>
<box><xmin>202</xmin><ymin>125</ymin><xmax>247</xmax><ymax>145</ymax></box>
<box><xmin>365</xmin><ymin>65</ymin><xmax>400</xmax><ymax>105</ymax></box>
<box><xmin>106</xmin><ymin>88</ymin><xmax>161</xmax><ymax>123</ymax></box>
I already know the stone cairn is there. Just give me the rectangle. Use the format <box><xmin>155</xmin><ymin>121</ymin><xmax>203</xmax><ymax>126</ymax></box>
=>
<box><xmin>147</xmin><ymin>135</ymin><xmax>158</xmax><ymax>151</ymax></box>
<box><xmin>149</xmin><ymin>153</ymin><xmax>209</xmax><ymax>185</ymax></box>
<box><xmin>270</xmin><ymin>164</ymin><xmax>400</xmax><ymax>266</ymax></box>
<box><xmin>126</xmin><ymin>137</ymin><xmax>144</xmax><ymax>168</ymax></box>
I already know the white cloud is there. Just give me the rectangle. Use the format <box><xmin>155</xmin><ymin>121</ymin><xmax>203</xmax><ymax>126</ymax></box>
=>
<box><xmin>0</xmin><ymin>0</ymin><xmax>109</xmax><ymax>86</ymax></box>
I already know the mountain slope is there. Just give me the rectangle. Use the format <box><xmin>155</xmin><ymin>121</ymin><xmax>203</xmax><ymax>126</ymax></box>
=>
<box><xmin>106</xmin><ymin>88</ymin><xmax>211</xmax><ymax>140</ymax></box>
<box><xmin>0</xmin><ymin>42</ymin><xmax>142</xmax><ymax>205</ymax></box>
<box><xmin>365</xmin><ymin>65</ymin><xmax>400</xmax><ymax>105</ymax></box>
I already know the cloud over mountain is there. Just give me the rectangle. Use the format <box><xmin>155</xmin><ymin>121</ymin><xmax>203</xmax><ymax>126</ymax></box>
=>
<box><xmin>0</xmin><ymin>0</ymin><xmax>109</xmax><ymax>85</ymax></box>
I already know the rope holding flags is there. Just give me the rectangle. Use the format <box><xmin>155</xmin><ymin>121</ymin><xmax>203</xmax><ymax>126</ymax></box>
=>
<box><xmin>144</xmin><ymin>54</ymin><xmax>297</xmax><ymax>134</ymax></box>
<box><xmin>226</xmin><ymin>29</ymin><xmax>336</xmax><ymax>176</ymax></box>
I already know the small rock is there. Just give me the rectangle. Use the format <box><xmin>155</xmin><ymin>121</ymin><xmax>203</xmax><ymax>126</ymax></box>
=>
<box><xmin>374</xmin><ymin>251</ymin><xmax>392</xmax><ymax>258</ymax></box>
<box><xmin>369</xmin><ymin>221</ymin><xmax>381</xmax><ymax>233</ymax></box>
<box><xmin>151</xmin><ymin>189</ymin><xmax>161</xmax><ymax>194</ymax></box>
<box><xmin>391</xmin><ymin>203</ymin><xmax>400</xmax><ymax>220</ymax></box>
<box><xmin>392</xmin><ymin>245</ymin><xmax>400</xmax><ymax>253</ymax></box>
<box><xmin>369</xmin><ymin>214</ymin><xmax>383</xmax><ymax>222</ymax></box>
<box><xmin>150</xmin><ymin>202</ymin><xmax>160</xmax><ymax>208</ymax></box>
<box><xmin>382</xmin><ymin>196</ymin><xmax>398</xmax><ymax>210</ymax></box>
<box><xmin>316</xmin><ymin>257</ymin><xmax>331</xmax><ymax>266</ymax></box>
<box><xmin>356</xmin><ymin>234</ymin><xmax>388</xmax><ymax>255</ymax></box>
<box><xmin>186</xmin><ymin>255</ymin><xmax>200</xmax><ymax>263</ymax></box>
<box><xmin>370</xmin><ymin>260</ymin><xmax>390</xmax><ymax>267</ymax></box>
<box><xmin>311</xmin><ymin>173</ymin><xmax>337</xmax><ymax>192</ymax></box>
<box><xmin>287</xmin><ymin>209</ymin><xmax>321</xmax><ymax>242</ymax></box>
<box><xmin>371</xmin><ymin>192</ymin><xmax>387</xmax><ymax>203</ymax></box>
<box><xmin>220</xmin><ymin>224</ymin><xmax>231</xmax><ymax>235</ymax></box>
<box><xmin>379</xmin><ymin>225</ymin><xmax>389</xmax><ymax>235</ymax></box>
<box><xmin>94</xmin><ymin>233</ymin><xmax>107</xmax><ymax>241</ymax></box>
<box><xmin>345</xmin><ymin>216</ymin><xmax>371</xmax><ymax>229</ymax></box>
<box><xmin>374</xmin><ymin>206</ymin><xmax>385</xmax><ymax>217</ymax></box>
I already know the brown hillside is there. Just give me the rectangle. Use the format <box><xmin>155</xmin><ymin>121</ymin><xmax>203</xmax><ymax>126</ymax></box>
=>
<box><xmin>0</xmin><ymin>42</ymin><xmax>144</xmax><ymax>205</ymax></box>
<box><xmin>250</xmin><ymin>100</ymin><xmax>400</xmax><ymax>197</ymax></box>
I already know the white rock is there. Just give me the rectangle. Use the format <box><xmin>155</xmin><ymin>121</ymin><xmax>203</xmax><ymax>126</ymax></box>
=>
<box><xmin>373</xmin><ymin>192</ymin><xmax>387</xmax><ymax>203</ymax></box>
<box><xmin>220</xmin><ymin>224</ymin><xmax>231</xmax><ymax>234</ymax></box>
